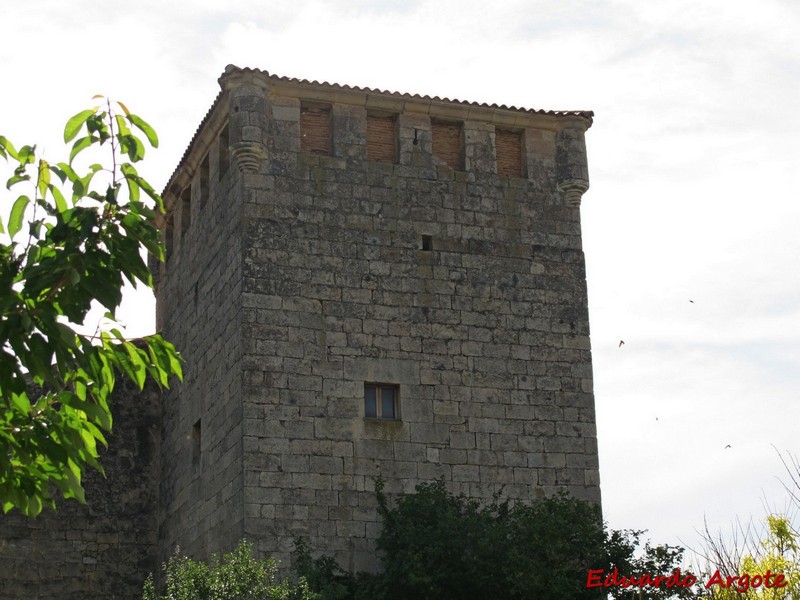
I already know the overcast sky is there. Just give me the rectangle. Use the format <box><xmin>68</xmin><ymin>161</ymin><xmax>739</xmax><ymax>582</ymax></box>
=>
<box><xmin>3</xmin><ymin>0</ymin><xmax>799</xmax><ymax>564</ymax></box>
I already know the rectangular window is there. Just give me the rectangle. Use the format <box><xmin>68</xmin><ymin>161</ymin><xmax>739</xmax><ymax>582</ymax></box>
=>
<box><xmin>496</xmin><ymin>129</ymin><xmax>523</xmax><ymax>177</ymax></box>
<box><xmin>199</xmin><ymin>154</ymin><xmax>209</xmax><ymax>207</ymax></box>
<box><xmin>300</xmin><ymin>104</ymin><xmax>331</xmax><ymax>155</ymax></box>
<box><xmin>432</xmin><ymin>120</ymin><xmax>463</xmax><ymax>170</ymax></box>
<box><xmin>367</xmin><ymin>114</ymin><xmax>397</xmax><ymax>163</ymax></box>
<box><xmin>165</xmin><ymin>215</ymin><xmax>174</xmax><ymax>262</ymax></box>
<box><xmin>192</xmin><ymin>419</ymin><xmax>202</xmax><ymax>470</ymax></box>
<box><xmin>180</xmin><ymin>187</ymin><xmax>191</xmax><ymax>238</ymax></box>
<box><xmin>364</xmin><ymin>384</ymin><xmax>399</xmax><ymax>420</ymax></box>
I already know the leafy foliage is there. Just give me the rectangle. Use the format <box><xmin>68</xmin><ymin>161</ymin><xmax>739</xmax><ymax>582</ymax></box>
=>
<box><xmin>142</xmin><ymin>540</ymin><xmax>314</xmax><ymax>600</ymax></box>
<box><xmin>0</xmin><ymin>99</ymin><xmax>181</xmax><ymax>515</ymax></box>
<box><xmin>295</xmin><ymin>479</ymin><xmax>697</xmax><ymax>599</ymax></box>
<box><xmin>292</xmin><ymin>538</ymin><xmax>357</xmax><ymax>600</ymax></box>
<box><xmin>700</xmin><ymin>515</ymin><xmax>799</xmax><ymax>599</ymax></box>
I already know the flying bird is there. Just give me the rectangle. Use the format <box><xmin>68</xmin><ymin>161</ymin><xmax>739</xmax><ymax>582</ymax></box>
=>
<box><xmin>724</xmin><ymin>444</ymin><xmax>732</xmax><ymax>449</ymax></box>
<box><xmin>689</xmin><ymin>300</ymin><xmax>694</xmax><ymax>303</ymax></box>
<box><xmin>619</xmin><ymin>340</ymin><xmax>625</xmax><ymax>348</ymax></box>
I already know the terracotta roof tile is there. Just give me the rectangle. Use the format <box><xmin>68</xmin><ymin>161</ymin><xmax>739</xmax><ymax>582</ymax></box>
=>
<box><xmin>222</xmin><ymin>65</ymin><xmax>593</xmax><ymax>119</ymax></box>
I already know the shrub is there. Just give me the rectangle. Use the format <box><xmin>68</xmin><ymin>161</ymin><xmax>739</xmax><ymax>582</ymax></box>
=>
<box><xmin>296</xmin><ymin>479</ymin><xmax>696</xmax><ymax>599</ymax></box>
<box><xmin>142</xmin><ymin>540</ymin><xmax>314</xmax><ymax>600</ymax></box>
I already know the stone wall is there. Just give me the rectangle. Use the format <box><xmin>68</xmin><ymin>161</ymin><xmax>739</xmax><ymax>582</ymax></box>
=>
<box><xmin>0</xmin><ymin>379</ymin><xmax>160</xmax><ymax>600</ymax></box>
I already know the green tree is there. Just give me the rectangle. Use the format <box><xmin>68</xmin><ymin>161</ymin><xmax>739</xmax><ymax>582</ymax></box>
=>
<box><xmin>0</xmin><ymin>99</ymin><xmax>181</xmax><ymax>516</ymax></box>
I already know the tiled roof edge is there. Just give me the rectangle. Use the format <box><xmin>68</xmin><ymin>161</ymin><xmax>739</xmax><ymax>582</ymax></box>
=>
<box><xmin>222</xmin><ymin>65</ymin><xmax>594</xmax><ymax>120</ymax></box>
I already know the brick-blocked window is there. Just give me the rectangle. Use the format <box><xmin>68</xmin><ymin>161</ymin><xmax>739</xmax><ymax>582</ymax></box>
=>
<box><xmin>367</xmin><ymin>114</ymin><xmax>397</xmax><ymax>163</ymax></box>
<box><xmin>300</xmin><ymin>104</ymin><xmax>331</xmax><ymax>155</ymax></box>
<box><xmin>496</xmin><ymin>129</ymin><xmax>523</xmax><ymax>177</ymax></box>
<box><xmin>364</xmin><ymin>384</ymin><xmax>399</xmax><ymax>420</ymax></box>
<box><xmin>432</xmin><ymin>121</ymin><xmax>463</xmax><ymax>170</ymax></box>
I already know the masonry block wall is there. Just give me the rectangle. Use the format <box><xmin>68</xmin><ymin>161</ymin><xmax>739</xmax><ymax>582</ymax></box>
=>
<box><xmin>0</xmin><ymin>379</ymin><xmax>160</xmax><ymax>600</ymax></box>
<box><xmin>153</xmin><ymin>91</ymin><xmax>246</xmax><ymax>564</ymax></box>
<box><xmin>156</xmin><ymin>65</ymin><xmax>600</xmax><ymax>573</ymax></box>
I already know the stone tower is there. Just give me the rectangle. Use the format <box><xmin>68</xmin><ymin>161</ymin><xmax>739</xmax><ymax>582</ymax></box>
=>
<box><xmin>154</xmin><ymin>65</ymin><xmax>599</xmax><ymax>572</ymax></box>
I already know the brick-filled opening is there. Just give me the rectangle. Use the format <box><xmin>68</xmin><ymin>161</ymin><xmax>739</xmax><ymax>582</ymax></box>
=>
<box><xmin>300</xmin><ymin>104</ymin><xmax>332</xmax><ymax>155</ymax></box>
<box><xmin>496</xmin><ymin>129</ymin><xmax>523</xmax><ymax>177</ymax></box>
<box><xmin>218</xmin><ymin>124</ymin><xmax>230</xmax><ymax>178</ymax></box>
<box><xmin>432</xmin><ymin>120</ymin><xmax>463</xmax><ymax>170</ymax></box>
<box><xmin>367</xmin><ymin>114</ymin><xmax>397</xmax><ymax>163</ymax></box>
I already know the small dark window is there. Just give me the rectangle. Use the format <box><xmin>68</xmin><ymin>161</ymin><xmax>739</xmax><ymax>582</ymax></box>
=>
<box><xmin>421</xmin><ymin>235</ymin><xmax>432</xmax><ymax>251</ymax></box>
<box><xmin>165</xmin><ymin>215</ymin><xmax>174</xmax><ymax>262</ymax></box>
<box><xmin>199</xmin><ymin>154</ymin><xmax>210</xmax><ymax>207</ymax></box>
<box><xmin>219</xmin><ymin>124</ymin><xmax>230</xmax><ymax>178</ymax></box>
<box><xmin>367</xmin><ymin>114</ymin><xmax>397</xmax><ymax>163</ymax></box>
<box><xmin>192</xmin><ymin>419</ymin><xmax>202</xmax><ymax>469</ymax></box>
<box><xmin>300</xmin><ymin>104</ymin><xmax>331</xmax><ymax>155</ymax></box>
<box><xmin>180</xmin><ymin>187</ymin><xmax>191</xmax><ymax>238</ymax></box>
<box><xmin>432</xmin><ymin>120</ymin><xmax>463</xmax><ymax>170</ymax></box>
<box><xmin>364</xmin><ymin>384</ymin><xmax>399</xmax><ymax>420</ymax></box>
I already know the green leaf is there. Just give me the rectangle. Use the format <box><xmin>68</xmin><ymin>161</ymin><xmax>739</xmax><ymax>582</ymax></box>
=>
<box><xmin>48</xmin><ymin>164</ymin><xmax>67</xmax><ymax>183</ymax></box>
<box><xmin>48</xmin><ymin>184</ymin><xmax>68</xmax><ymax>213</ymax></box>
<box><xmin>8</xmin><ymin>194</ymin><xmax>30</xmax><ymax>237</ymax></box>
<box><xmin>56</xmin><ymin>161</ymin><xmax>79</xmax><ymax>182</ymax></box>
<box><xmin>128</xmin><ymin>114</ymin><xmax>159</xmax><ymax>148</ymax></box>
<box><xmin>37</xmin><ymin>159</ymin><xmax>51</xmax><ymax>199</ymax></box>
<box><xmin>10</xmin><ymin>392</ymin><xmax>31</xmax><ymax>414</ymax></box>
<box><xmin>18</xmin><ymin>144</ymin><xmax>36</xmax><ymax>165</ymax></box>
<box><xmin>0</xmin><ymin>135</ymin><xmax>19</xmax><ymax>160</ymax></box>
<box><xmin>121</xmin><ymin>163</ymin><xmax>140</xmax><ymax>201</ymax></box>
<box><xmin>6</xmin><ymin>171</ymin><xmax>30</xmax><ymax>189</ymax></box>
<box><xmin>115</xmin><ymin>114</ymin><xmax>132</xmax><ymax>137</ymax></box>
<box><xmin>119</xmin><ymin>134</ymin><xmax>145</xmax><ymax>162</ymax></box>
<box><xmin>123</xmin><ymin>342</ymin><xmax>147</xmax><ymax>389</ymax></box>
<box><xmin>63</xmin><ymin>109</ymin><xmax>96</xmax><ymax>143</ymax></box>
<box><xmin>135</xmin><ymin>175</ymin><xmax>164</xmax><ymax>212</ymax></box>
<box><xmin>69</xmin><ymin>136</ymin><xmax>94</xmax><ymax>164</ymax></box>
<box><xmin>79</xmin><ymin>428</ymin><xmax>97</xmax><ymax>457</ymax></box>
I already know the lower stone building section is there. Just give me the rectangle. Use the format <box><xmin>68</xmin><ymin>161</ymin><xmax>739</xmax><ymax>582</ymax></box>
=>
<box><xmin>0</xmin><ymin>380</ymin><xmax>160</xmax><ymax>600</ymax></box>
